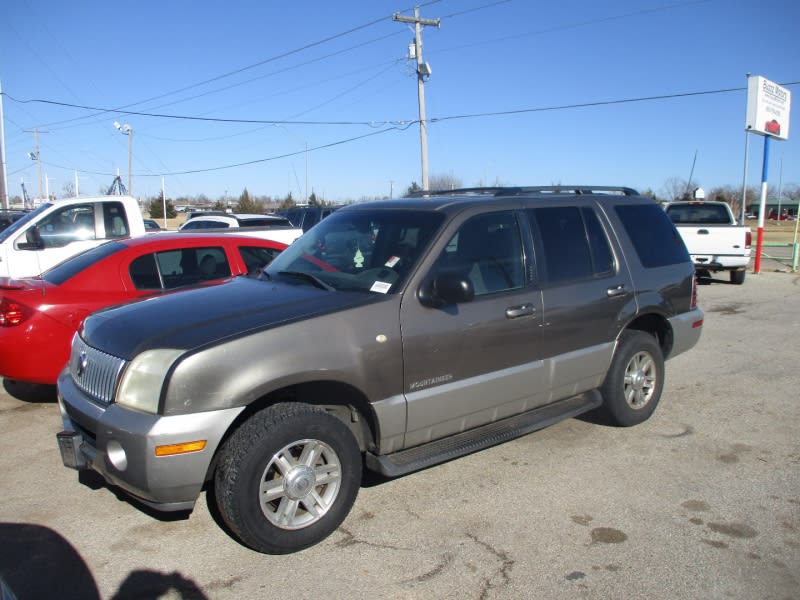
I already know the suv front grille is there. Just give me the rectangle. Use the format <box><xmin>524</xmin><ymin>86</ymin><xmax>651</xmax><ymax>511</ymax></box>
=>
<box><xmin>69</xmin><ymin>335</ymin><xmax>127</xmax><ymax>406</ymax></box>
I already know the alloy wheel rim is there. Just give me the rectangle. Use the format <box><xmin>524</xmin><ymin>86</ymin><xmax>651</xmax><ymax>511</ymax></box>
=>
<box><xmin>258</xmin><ymin>438</ymin><xmax>342</xmax><ymax>530</ymax></box>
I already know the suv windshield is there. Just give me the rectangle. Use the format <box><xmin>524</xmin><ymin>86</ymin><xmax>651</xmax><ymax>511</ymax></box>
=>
<box><xmin>265</xmin><ymin>208</ymin><xmax>444</xmax><ymax>293</ymax></box>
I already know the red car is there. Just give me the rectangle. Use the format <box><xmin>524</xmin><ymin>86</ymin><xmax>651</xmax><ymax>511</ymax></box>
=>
<box><xmin>0</xmin><ymin>233</ymin><xmax>287</xmax><ymax>385</ymax></box>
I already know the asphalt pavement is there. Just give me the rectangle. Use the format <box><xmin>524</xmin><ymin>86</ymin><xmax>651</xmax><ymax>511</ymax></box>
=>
<box><xmin>1</xmin><ymin>268</ymin><xmax>798</xmax><ymax>600</ymax></box>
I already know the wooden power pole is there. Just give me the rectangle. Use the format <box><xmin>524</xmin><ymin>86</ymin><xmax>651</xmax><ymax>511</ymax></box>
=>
<box><xmin>393</xmin><ymin>7</ymin><xmax>440</xmax><ymax>192</ymax></box>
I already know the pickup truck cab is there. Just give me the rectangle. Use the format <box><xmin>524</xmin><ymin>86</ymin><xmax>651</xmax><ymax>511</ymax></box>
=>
<box><xmin>665</xmin><ymin>200</ymin><xmax>751</xmax><ymax>284</ymax></box>
<box><xmin>0</xmin><ymin>196</ymin><xmax>146</xmax><ymax>278</ymax></box>
<box><xmin>179</xmin><ymin>213</ymin><xmax>302</xmax><ymax>245</ymax></box>
<box><xmin>57</xmin><ymin>186</ymin><xmax>703</xmax><ymax>554</ymax></box>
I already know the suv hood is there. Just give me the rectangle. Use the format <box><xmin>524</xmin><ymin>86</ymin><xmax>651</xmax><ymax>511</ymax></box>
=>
<box><xmin>81</xmin><ymin>277</ymin><xmax>379</xmax><ymax>360</ymax></box>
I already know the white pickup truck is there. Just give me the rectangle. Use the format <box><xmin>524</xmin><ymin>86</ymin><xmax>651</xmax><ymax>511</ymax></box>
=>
<box><xmin>178</xmin><ymin>213</ymin><xmax>303</xmax><ymax>246</ymax></box>
<box><xmin>664</xmin><ymin>200</ymin><xmax>751</xmax><ymax>284</ymax></box>
<box><xmin>0</xmin><ymin>195</ymin><xmax>146</xmax><ymax>279</ymax></box>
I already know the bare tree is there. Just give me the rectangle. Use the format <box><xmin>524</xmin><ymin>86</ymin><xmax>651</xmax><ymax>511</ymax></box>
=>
<box><xmin>428</xmin><ymin>173</ymin><xmax>463</xmax><ymax>192</ymax></box>
<box><xmin>472</xmin><ymin>176</ymin><xmax>506</xmax><ymax>188</ymax></box>
<box><xmin>783</xmin><ymin>183</ymin><xmax>800</xmax><ymax>202</ymax></box>
<box><xmin>661</xmin><ymin>177</ymin><xmax>701</xmax><ymax>202</ymax></box>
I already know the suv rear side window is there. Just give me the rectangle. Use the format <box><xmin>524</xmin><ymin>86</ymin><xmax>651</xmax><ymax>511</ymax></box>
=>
<box><xmin>615</xmin><ymin>203</ymin><xmax>690</xmax><ymax>267</ymax></box>
<box><xmin>528</xmin><ymin>206</ymin><xmax>614</xmax><ymax>283</ymax></box>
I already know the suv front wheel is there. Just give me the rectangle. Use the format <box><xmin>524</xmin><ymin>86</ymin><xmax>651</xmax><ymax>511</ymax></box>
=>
<box><xmin>600</xmin><ymin>331</ymin><xmax>664</xmax><ymax>427</ymax></box>
<box><xmin>214</xmin><ymin>402</ymin><xmax>362</xmax><ymax>554</ymax></box>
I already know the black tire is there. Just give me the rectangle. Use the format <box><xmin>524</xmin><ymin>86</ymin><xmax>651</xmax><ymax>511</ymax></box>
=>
<box><xmin>600</xmin><ymin>331</ymin><xmax>664</xmax><ymax>427</ymax></box>
<box><xmin>214</xmin><ymin>402</ymin><xmax>362</xmax><ymax>554</ymax></box>
<box><xmin>730</xmin><ymin>269</ymin><xmax>746</xmax><ymax>285</ymax></box>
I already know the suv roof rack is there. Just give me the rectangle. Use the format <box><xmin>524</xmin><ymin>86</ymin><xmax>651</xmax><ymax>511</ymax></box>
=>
<box><xmin>409</xmin><ymin>186</ymin><xmax>640</xmax><ymax>198</ymax></box>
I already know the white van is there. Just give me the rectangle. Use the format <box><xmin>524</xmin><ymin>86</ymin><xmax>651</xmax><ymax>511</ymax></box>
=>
<box><xmin>0</xmin><ymin>196</ymin><xmax>146</xmax><ymax>279</ymax></box>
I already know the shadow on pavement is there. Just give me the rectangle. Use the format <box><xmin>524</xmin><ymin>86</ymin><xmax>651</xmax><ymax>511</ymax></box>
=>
<box><xmin>76</xmin><ymin>471</ymin><xmax>193</xmax><ymax>523</ymax></box>
<box><xmin>0</xmin><ymin>522</ymin><xmax>208</xmax><ymax>600</ymax></box>
<box><xmin>2</xmin><ymin>379</ymin><xmax>57</xmax><ymax>403</ymax></box>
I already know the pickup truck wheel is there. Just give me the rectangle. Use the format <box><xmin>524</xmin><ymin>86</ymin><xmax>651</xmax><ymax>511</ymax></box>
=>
<box><xmin>214</xmin><ymin>403</ymin><xmax>361</xmax><ymax>554</ymax></box>
<box><xmin>600</xmin><ymin>331</ymin><xmax>664</xmax><ymax>427</ymax></box>
<box><xmin>730</xmin><ymin>269</ymin><xmax>746</xmax><ymax>285</ymax></box>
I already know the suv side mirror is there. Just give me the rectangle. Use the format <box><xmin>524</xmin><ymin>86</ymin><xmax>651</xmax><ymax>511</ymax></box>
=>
<box><xmin>418</xmin><ymin>272</ymin><xmax>475</xmax><ymax>307</ymax></box>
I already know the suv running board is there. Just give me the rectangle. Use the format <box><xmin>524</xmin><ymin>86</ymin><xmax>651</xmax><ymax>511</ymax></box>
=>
<box><xmin>366</xmin><ymin>391</ymin><xmax>603</xmax><ymax>477</ymax></box>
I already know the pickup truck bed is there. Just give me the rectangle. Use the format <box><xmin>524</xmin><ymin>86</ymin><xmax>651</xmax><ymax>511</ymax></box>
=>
<box><xmin>665</xmin><ymin>201</ymin><xmax>751</xmax><ymax>284</ymax></box>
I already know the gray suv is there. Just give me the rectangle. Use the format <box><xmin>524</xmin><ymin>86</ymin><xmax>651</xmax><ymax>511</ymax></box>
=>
<box><xmin>56</xmin><ymin>186</ymin><xmax>703</xmax><ymax>554</ymax></box>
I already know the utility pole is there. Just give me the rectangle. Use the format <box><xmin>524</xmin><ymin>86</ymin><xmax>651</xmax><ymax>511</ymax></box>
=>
<box><xmin>45</xmin><ymin>173</ymin><xmax>55</xmax><ymax>200</ymax></box>
<box><xmin>161</xmin><ymin>176</ymin><xmax>167</xmax><ymax>229</ymax></box>
<box><xmin>74</xmin><ymin>170</ymin><xmax>88</xmax><ymax>197</ymax></box>
<box><xmin>393</xmin><ymin>7</ymin><xmax>440</xmax><ymax>193</ymax></box>
<box><xmin>114</xmin><ymin>122</ymin><xmax>133</xmax><ymax>196</ymax></box>
<box><xmin>0</xmin><ymin>81</ymin><xmax>9</xmax><ymax>208</ymax></box>
<box><xmin>25</xmin><ymin>128</ymin><xmax>46</xmax><ymax>201</ymax></box>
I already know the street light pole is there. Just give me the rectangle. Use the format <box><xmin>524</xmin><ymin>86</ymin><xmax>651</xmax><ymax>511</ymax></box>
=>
<box><xmin>304</xmin><ymin>142</ymin><xmax>308</xmax><ymax>204</ymax></box>
<box><xmin>114</xmin><ymin>122</ymin><xmax>133</xmax><ymax>196</ymax></box>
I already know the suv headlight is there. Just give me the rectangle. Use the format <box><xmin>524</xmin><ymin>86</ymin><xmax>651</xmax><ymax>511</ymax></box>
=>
<box><xmin>117</xmin><ymin>349</ymin><xmax>184</xmax><ymax>414</ymax></box>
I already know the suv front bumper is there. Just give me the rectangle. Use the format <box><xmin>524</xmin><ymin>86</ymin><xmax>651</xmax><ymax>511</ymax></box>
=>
<box><xmin>56</xmin><ymin>370</ymin><xmax>245</xmax><ymax>512</ymax></box>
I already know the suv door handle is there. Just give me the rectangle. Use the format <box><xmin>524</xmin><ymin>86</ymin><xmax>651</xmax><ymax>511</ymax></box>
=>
<box><xmin>607</xmin><ymin>284</ymin><xmax>628</xmax><ymax>297</ymax></box>
<box><xmin>506</xmin><ymin>303</ymin><xmax>535</xmax><ymax>319</ymax></box>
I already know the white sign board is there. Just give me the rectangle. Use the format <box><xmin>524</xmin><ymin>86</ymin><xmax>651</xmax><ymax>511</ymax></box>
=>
<box><xmin>745</xmin><ymin>76</ymin><xmax>791</xmax><ymax>140</ymax></box>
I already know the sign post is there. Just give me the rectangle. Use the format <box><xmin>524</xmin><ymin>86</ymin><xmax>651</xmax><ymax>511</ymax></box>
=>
<box><xmin>745</xmin><ymin>76</ymin><xmax>792</xmax><ymax>274</ymax></box>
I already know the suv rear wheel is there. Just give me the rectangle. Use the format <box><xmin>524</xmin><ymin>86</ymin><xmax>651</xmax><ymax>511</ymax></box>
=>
<box><xmin>600</xmin><ymin>331</ymin><xmax>664</xmax><ymax>426</ymax></box>
<box><xmin>214</xmin><ymin>402</ymin><xmax>362</xmax><ymax>554</ymax></box>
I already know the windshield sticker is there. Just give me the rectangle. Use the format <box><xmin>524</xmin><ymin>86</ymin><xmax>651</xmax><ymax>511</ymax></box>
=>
<box><xmin>384</xmin><ymin>256</ymin><xmax>401</xmax><ymax>268</ymax></box>
<box><xmin>370</xmin><ymin>281</ymin><xmax>392</xmax><ymax>294</ymax></box>
<box><xmin>354</xmin><ymin>248</ymin><xmax>364</xmax><ymax>268</ymax></box>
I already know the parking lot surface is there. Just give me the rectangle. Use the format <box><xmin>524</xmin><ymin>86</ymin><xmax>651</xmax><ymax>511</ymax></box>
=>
<box><xmin>1</xmin><ymin>269</ymin><xmax>798</xmax><ymax>599</ymax></box>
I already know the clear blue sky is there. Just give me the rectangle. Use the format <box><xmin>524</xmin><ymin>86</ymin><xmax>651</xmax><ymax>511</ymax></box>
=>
<box><xmin>2</xmin><ymin>0</ymin><xmax>798</xmax><ymax>204</ymax></box>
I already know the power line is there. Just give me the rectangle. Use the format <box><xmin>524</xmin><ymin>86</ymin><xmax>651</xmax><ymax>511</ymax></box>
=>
<box><xmin>37</xmin><ymin>125</ymin><xmax>412</xmax><ymax>178</ymax></box>
<box><xmin>7</xmin><ymin>81</ymin><xmax>797</xmax><ymax>133</ymax></box>
<box><xmin>432</xmin><ymin>0</ymin><xmax>712</xmax><ymax>56</ymax></box>
<box><xmin>20</xmin><ymin>81</ymin><xmax>794</xmax><ymax>181</ymax></box>
<box><xmin>439</xmin><ymin>0</ymin><xmax>513</xmax><ymax>19</ymax></box>
<box><xmin>1</xmin><ymin>93</ymin><xmax>402</xmax><ymax>127</ymax></box>
<box><xmin>429</xmin><ymin>83</ymin><xmax>800</xmax><ymax>124</ymax></box>
<box><xmin>30</xmin><ymin>9</ymin><xmax>423</xmax><ymax>130</ymax></box>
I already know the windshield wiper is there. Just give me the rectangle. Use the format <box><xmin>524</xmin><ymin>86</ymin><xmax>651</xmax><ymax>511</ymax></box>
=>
<box><xmin>278</xmin><ymin>271</ymin><xmax>334</xmax><ymax>291</ymax></box>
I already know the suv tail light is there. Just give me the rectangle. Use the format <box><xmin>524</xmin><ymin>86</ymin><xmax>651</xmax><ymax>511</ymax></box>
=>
<box><xmin>691</xmin><ymin>274</ymin><xmax>698</xmax><ymax>310</ymax></box>
<box><xmin>745</xmin><ymin>230</ymin><xmax>752</xmax><ymax>249</ymax></box>
<box><xmin>0</xmin><ymin>298</ymin><xmax>30</xmax><ymax>326</ymax></box>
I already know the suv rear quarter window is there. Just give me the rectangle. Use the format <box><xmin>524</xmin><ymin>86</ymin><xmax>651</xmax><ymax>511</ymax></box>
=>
<box><xmin>615</xmin><ymin>203</ymin><xmax>690</xmax><ymax>268</ymax></box>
